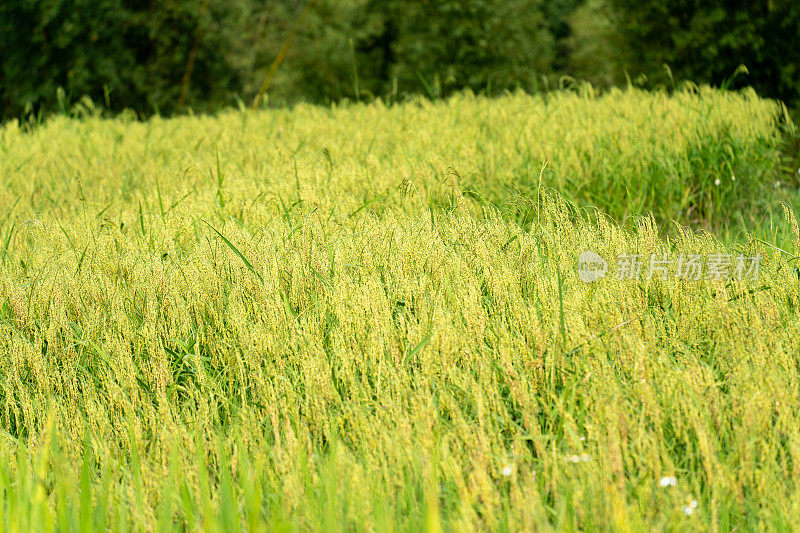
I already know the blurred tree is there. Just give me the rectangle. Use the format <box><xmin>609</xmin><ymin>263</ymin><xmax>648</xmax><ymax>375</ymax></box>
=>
<box><xmin>2</xmin><ymin>0</ymin><xmax>796</xmax><ymax>120</ymax></box>
<box><xmin>361</xmin><ymin>0</ymin><xmax>554</xmax><ymax>97</ymax></box>
<box><xmin>251</xmin><ymin>0</ymin><xmax>555</xmax><ymax>104</ymax></box>
<box><xmin>542</xmin><ymin>0</ymin><xmax>584</xmax><ymax>73</ymax></box>
<box><xmin>0</xmin><ymin>0</ymin><xmax>249</xmax><ymax>119</ymax></box>
<box><xmin>248</xmin><ymin>0</ymin><xmax>369</xmax><ymax>105</ymax></box>
<box><xmin>563</xmin><ymin>0</ymin><xmax>627</xmax><ymax>87</ymax></box>
<box><xmin>1</xmin><ymin>0</ymin><xmax>133</xmax><ymax>118</ymax></box>
<box><xmin>607</xmin><ymin>0</ymin><xmax>800</xmax><ymax>104</ymax></box>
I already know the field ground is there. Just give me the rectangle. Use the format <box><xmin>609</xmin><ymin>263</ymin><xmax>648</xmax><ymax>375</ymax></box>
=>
<box><xmin>1</xmin><ymin>88</ymin><xmax>800</xmax><ymax>530</ymax></box>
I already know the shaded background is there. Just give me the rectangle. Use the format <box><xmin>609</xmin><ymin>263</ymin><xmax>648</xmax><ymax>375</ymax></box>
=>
<box><xmin>1</xmin><ymin>0</ymin><xmax>798</xmax><ymax>121</ymax></box>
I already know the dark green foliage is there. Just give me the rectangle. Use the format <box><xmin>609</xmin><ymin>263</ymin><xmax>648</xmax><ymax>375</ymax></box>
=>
<box><xmin>248</xmin><ymin>0</ymin><xmax>370</xmax><ymax>105</ymax></box>
<box><xmin>361</xmin><ymin>0</ymin><xmax>553</xmax><ymax>97</ymax></box>
<box><xmin>0</xmin><ymin>0</ymin><xmax>249</xmax><ymax>119</ymax></box>
<box><xmin>253</xmin><ymin>0</ymin><xmax>555</xmax><ymax>104</ymax></box>
<box><xmin>607</xmin><ymin>0</ymin><xmax>800</xmax><ymax>105</ymax></box>
<box><xmin>1</xmin><ymin>0</ymin><xmax>134</xmax><ymax>118</ymax></box>
<box><xmin>562</xmin><ymin>0</ymin><xmax>628</xmax><ymax>87</ymax></box>
<box><xmin>1</xmin><ymin>0</ymin><xmax>799</xmax><ymax>120</ymax></box>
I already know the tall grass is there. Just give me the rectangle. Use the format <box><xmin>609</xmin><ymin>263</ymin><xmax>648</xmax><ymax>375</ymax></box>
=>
<box><xmin>0</xmin><ymin>87</ymin><xmax>799</xmax><ymax>530</ymax></box>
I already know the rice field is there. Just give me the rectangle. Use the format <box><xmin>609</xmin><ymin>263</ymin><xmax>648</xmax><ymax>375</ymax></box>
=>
<box><xmin>1</xmin><ymin>87</ymin><xmax>800</xmax><ymax>531</ymax></box>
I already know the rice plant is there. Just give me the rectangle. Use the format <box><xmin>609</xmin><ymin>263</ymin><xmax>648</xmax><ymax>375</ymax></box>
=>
<box><xmin>0</xmin><ymin>86</ymin><xmax>799</xmax><ymax>530</ymax></box>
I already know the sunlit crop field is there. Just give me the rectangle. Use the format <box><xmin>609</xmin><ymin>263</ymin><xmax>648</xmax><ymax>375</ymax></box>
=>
<box><xmin>1</xmin><ymin>87</ymin><xmax>799</xmax><ymax>530</ymax></box>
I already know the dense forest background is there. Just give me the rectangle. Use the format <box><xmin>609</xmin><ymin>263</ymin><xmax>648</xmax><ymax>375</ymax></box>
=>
<box><xmin>1</xmin><ymin>0</ymin><xmax>798</xmax><ymax>121</ymax></box>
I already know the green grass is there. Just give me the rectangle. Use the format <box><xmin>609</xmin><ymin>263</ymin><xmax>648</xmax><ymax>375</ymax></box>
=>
<box><xmin>0</xmin><ymin>86</ymin><xmax>800</xmax><ymax>530</ymax></box>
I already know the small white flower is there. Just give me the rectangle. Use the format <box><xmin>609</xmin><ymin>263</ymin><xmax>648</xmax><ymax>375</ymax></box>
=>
<box><xmin>714</xmin><ymin>178</ymin><xmax>721</xmax><ymax>186</ymax></box>
<box><xmin>501</xmin><ymin>464</ymin><xmax>513</xmax><ymax>477</ymax></box>
<box><xmin>659</xmin><ymin>476</ymin><xmax>677</xmax><ymax>487</ymax></box>
<box><xmin>578</xmin><ymin>436</ymin><xmax>586</xmax><ymax>441</ymax></box>
<box><xmin>731</xmin><ymin>174</ymin><xmax>736</xmax><ymax>181</ymax></box>
<box><xmin>682</xmin><ymin>497</ymin><xmax>699</xmax><ymax>515</ymax></box>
